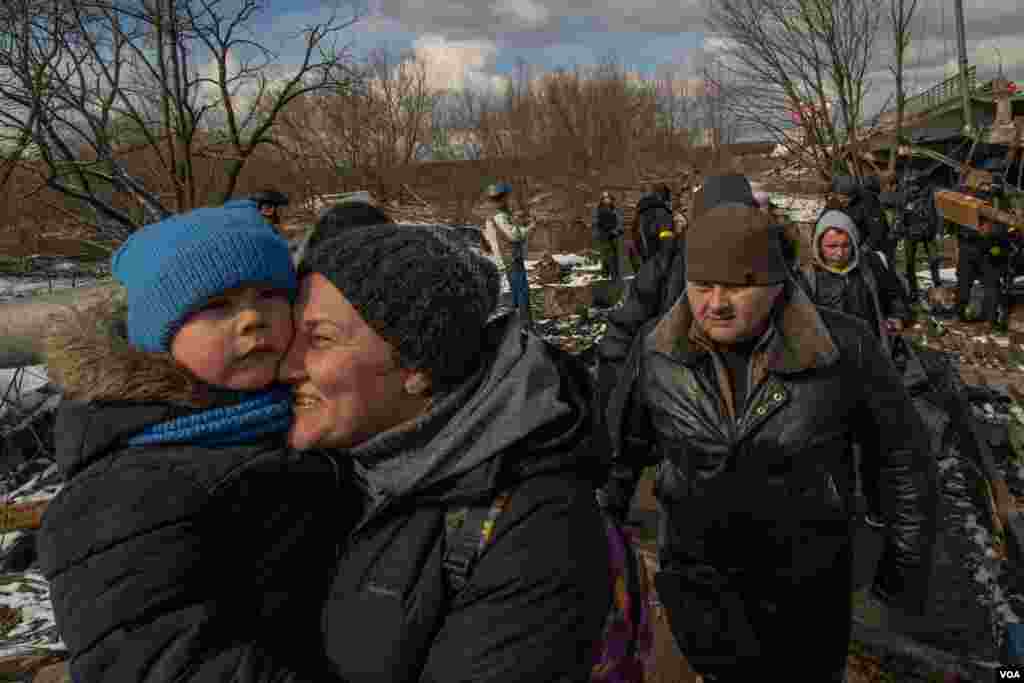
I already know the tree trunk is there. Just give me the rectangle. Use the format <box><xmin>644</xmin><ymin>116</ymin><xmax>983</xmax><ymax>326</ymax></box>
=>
<box><xmin>890</xmin><ymin>39</ymin><xmax>905</xmax><ymax>177</ymax></box>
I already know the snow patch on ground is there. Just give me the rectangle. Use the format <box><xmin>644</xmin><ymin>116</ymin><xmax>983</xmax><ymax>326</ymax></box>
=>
<box><xmin>963</xmin><ymin>510</ymin><xmax>1023</xmax><ymax>650</ymax></box>
<box><xmin>0</xmin><ymin>366</ymin><xmax>50</xmax><ymax>397</ymax></box>
<box><xmin>0</xmin><ymin>571</ymin><xmax>65</xmax><ymax>659</ymax></box>
<box><xmin>0</xmin><ymin>275</ymin><xmax>100</xmax><ymax>303</ymax></box>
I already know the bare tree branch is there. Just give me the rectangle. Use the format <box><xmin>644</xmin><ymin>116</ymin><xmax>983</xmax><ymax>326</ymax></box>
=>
<box><xmin>0</xmin><ymin>0</ymin><xmax>364</xmax><ymax>238</ymax></box>
<box><xmin>706</xmin><ymin>0</ymin><xmax>883</xmax><ymax>179</ymax></box>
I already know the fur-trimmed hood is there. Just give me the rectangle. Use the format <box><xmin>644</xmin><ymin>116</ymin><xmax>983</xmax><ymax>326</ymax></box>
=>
<box><xmin>647</xmin><ymin>281</ymin><xmax>840</xmax><ymax>419</ymax></box>
<box><xmin>43</xmin><ymin>288</ymin><xmax>215</xmax><ymax>408</ymax></box>
<box><xmin>652</xmin><ymin>280</ymin><xmax>838</xmax><ymax>377</ymax></box>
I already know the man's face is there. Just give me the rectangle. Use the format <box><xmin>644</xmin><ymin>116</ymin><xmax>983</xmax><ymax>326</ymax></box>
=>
<box><xmin>819</xmin><ymin>228</ymin><xmax>852</xmax><ymax>267</ymax></box>
<box><xmin>686</xmin><ymin>281</ymin><xmax>784</xmax><ymax>345</ymax></box>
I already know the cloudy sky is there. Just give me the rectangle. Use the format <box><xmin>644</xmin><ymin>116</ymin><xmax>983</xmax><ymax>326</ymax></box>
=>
<box><xmin>254</xmin><ymin>0</ymin><xmax>1024</xmax><ymax>126</ymax></box>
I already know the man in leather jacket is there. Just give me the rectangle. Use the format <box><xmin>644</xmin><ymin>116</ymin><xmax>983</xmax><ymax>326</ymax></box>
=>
<box><xmin>598</xmin><ymin>204</ymin><xmax>938</xmax><ymax>681</ymax></box>
<box><xmin>596</xmin><ymin>174</ymin><xmax>759</xmax><ymax>426</ymax></box>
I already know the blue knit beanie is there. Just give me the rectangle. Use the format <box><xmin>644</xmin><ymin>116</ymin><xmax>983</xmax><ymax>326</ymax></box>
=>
<box><xmin>111</xmin><ymin>199</ymin><xmax>298</xmax><ymax>352</ymax></box>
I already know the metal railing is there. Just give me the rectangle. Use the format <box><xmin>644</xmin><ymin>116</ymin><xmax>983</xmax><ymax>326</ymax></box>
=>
<box><xmin>903</xmin><ymin>65</ymin><xmax>977</xmax><ymax>115</ymax></box>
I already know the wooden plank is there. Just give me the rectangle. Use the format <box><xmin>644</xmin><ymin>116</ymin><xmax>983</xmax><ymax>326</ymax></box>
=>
<box><xmin>33</xmin><ymin>661</ymin><xmax>70</xmax><ymax>683</ymax></box>
<box><xmin>0</xmin><ymin>499</ymin><xmax>49</xmax><ymax>532</ymax></box>
<box><xmin>0</xmin><ymin>654</ymin><xmax>65</xmax><ymax>680</ymax></box>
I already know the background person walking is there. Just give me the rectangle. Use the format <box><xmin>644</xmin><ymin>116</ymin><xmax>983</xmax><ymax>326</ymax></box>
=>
<box><xmin>483</xmin><ymin>182</ymin><xmax>534</xmax><ymax>329</ymax></box>
<box><xmin>592</xmin><ymin>191</ymin><xmax>624</xmax><ymax>280</ymax></box>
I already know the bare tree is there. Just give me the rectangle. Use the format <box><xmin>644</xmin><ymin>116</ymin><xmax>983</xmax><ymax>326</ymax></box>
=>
<box><xmin>706</xmin><ymin>0</ymin><xmax>882</xmax><ymax>180</ymax></box>
<box><xmin>429</xmin><ymin>87</ymin><xmax>493</xmax><ymax>161</ymax></box>
<box><xmin>886</xmin><ymin>0</ymin><xmax>921</xmax><ymax>177</ymax></box>
<box><xmin>0</xmin><ymin>0</ymin><xmax>363</xmax><ymax>239</ymax></box>
<box><xmin>275</xmin><ymin>46</ymin><xmax>438</xmax><ymax>203</ymax></box>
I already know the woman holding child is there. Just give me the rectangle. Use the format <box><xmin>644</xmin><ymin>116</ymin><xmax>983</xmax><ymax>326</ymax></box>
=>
<box><xmin>38</xmin><ymin>202</ymin><xmax>611</xmax><ymax>682</ymax></box>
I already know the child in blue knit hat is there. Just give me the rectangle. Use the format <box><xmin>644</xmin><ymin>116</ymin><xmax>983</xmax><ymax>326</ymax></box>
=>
<box><xmin>37</xmin><ymin>200</ymin><xmax>356</xmax><ymax>681</ymax></box>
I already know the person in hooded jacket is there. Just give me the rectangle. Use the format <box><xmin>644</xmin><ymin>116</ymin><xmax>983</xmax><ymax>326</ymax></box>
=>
<box><xmin>797</xmin><ymin>209</ymin><xmax>910</xmax><ymax>360</ymax></box>
<box><xmin>37</xmin><ymin>201</ymin><xmax>354</xmax><ymax>683</ymax></box>
<box><xmin>630</xmin><ymin>184</ymin><xmax>675</xmax><ymax>265</ymax></box>
<box><xmin>600</xmin><ymin>204</ymin><xmax>938</xmax><ymax>681</ymax></box>
<box><xmin>279</xmin><ymin>224</ymin><xmax>612</xmax><ymax>683</ymax></box>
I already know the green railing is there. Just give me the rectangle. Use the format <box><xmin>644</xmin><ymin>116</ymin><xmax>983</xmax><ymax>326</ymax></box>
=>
<box><xmin>903</xmin><ymin>65</ymin><xmax>977</xmax><ymax>115</ymax></box>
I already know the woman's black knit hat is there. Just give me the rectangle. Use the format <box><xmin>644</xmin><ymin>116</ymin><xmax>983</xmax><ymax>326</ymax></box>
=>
<box><xmin>301</xmin><ymin>224</ymin><xmax>502</xmax><ymax>390</ymax></box>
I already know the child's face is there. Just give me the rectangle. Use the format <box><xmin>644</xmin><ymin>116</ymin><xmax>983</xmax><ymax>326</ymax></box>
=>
<box><xmin>171</xmin><ymin>284</ymin><xmax>294</xmax><ymax>391</ymax></box>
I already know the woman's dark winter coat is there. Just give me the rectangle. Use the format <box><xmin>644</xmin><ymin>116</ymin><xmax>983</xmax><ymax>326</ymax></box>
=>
<box><xmin>321</xmin><ymin>313</ymin><xmax>611</xmax><ymax>683</ymax></box>
<box><xmin>37</xmin><ymin>301</ymin><xmax>355</xmax><ymax>683</ymax></box>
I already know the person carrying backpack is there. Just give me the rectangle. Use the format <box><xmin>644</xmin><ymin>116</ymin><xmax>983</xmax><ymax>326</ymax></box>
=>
<box><xmin>592</xmin><ymin>191</ymin><xmax>625</xmax><ymax>279</ymax></box>
<box><xmin>278</xmin><ymin>224</ymin><xmax>653</xmax><ymax>683</ymax></box>
<box><xmin>836</xmin><ymin>175</ymin><xmax>891</xmax><ymax>256</ymax></box>
<box><xmin>631</xmin><ymin>185</ymin><xmax>675</xmax><ymax>264</ymax></box>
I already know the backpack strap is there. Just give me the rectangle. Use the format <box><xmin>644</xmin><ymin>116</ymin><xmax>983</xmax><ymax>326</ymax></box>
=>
<box><xmin>443</xmin><ymin>491</ymin><xmax>512</xmax><ymax>595</ymax></box>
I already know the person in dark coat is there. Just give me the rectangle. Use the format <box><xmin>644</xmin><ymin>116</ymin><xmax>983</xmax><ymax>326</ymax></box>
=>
<box><xmin>307</xmin><ymin>200</ymin><xmax>393</xmax><ymax>250</ymax></box>
<box><xmin>592</xmin><ymin>191</ymin><xmax>624</xmax><ymax>279</ymax></box>
<box><xmin>844</xmin><ymin>175</ymin><xmax>891</xmax><ymax>254</ymax></box>
<box><xmin>798</xmin><ymin>209</ymin><xmax>910</xmax><ymax>359</ymax></box>
<box><xmin>595</xmin><ymin>174</ymin><xmax>758</xmax><ymax>492</ymax></box>
<box><xmin>956</xmin><ymin>214</ymin><xmax>1009</xmax><ymax>329</ymax></box>
<box><xmin>292</xmin><ymin>199</ymin><xmax>394</xmax><ymax>265</ymax></box>
<box><xmin>37</xmin><ymin>201</ymin><xmax>354</xmax><ymax>682</ymax></box>
<box><xmin>630</xmin><ymin>185</ymin><xmax>675</xmax><ymax>264</ymax></box>
<box><xmin>279</xmin><ymin>224</ymin><xmax>612</xmax><ymax>683</ymax></box>
<box><xmin>898</xmin><ymin>183</ymin><xmax>943</xmax><ymax>299</ymax></box>
<box><xmin>599</xmin><ymin>204</ymin><xmax>938</xmax><ymax>681</ymax></box>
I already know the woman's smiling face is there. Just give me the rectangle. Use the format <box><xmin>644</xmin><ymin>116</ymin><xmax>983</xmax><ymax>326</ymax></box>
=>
<box><xmin>278</xmin><ymin>273</ymin><xmax>431</xmax><ymax>451</ymax></box>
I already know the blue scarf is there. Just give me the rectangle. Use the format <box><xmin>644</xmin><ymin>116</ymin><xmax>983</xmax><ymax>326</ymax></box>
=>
<box><xmin>125</xmin><ymin>387</ymin><xmax>293</xmax><ymax>448</ymax></box>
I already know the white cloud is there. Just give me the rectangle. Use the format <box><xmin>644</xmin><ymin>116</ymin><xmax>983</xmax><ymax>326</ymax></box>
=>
<box><xmin>702</xmin><ymin>36</ymin><xmax>736</xmax><ymax>54</ymax></box>
<box><xmin>411</xmin><ymin>34</ymin><xmax>509</xmax><ymax>93</ymax></box>
<box><xmin>494</xmin><ymin>0</ymin><xmax>550</xmax><ymax>26</ymax></box>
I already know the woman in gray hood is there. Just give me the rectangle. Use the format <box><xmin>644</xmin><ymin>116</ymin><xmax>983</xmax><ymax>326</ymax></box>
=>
<box><xmin>280</xmin><ymin>223</ymin><xmax>612</xmax><ymax>682</ymax></box>
<box><xmin>798</xmin><ymin>209</ymin><xmax>910</xmax><ymax>359</ymax></box>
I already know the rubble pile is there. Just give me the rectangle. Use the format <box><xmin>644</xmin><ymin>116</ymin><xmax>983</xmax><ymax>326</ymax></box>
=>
<box><xmin>910</xmin><ymin>321</ymin><xmax>1024</xmax><ymax>373</ymax></box>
